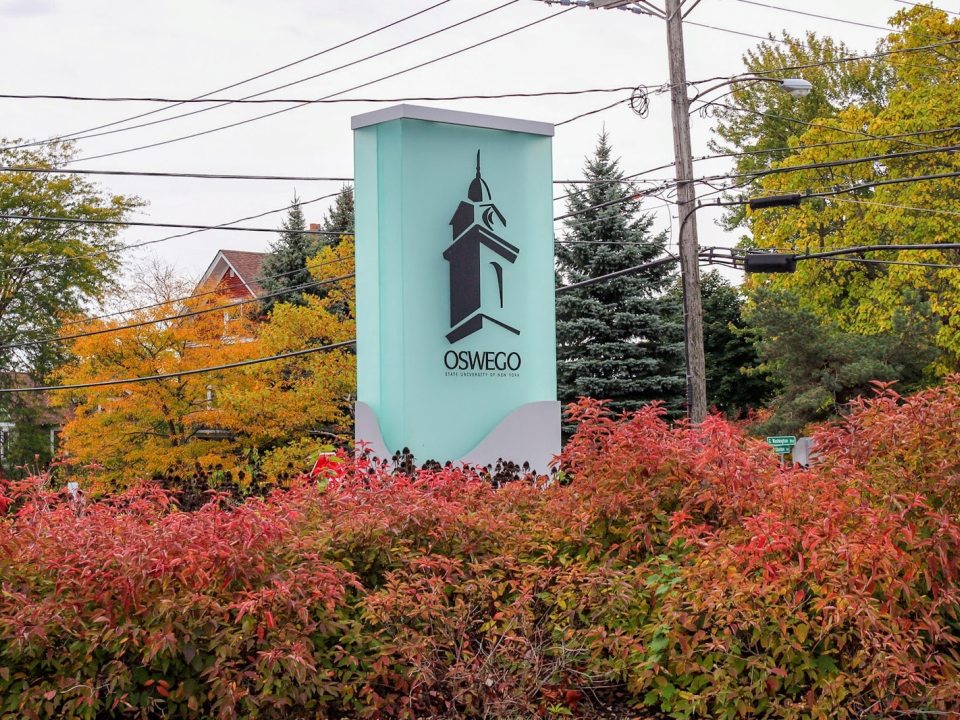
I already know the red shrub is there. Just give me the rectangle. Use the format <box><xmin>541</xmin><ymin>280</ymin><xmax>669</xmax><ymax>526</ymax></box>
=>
<box><xmin>1</xmin><ymin>384</ymin><xmax>960</xmax><ymax>718</ymax></box>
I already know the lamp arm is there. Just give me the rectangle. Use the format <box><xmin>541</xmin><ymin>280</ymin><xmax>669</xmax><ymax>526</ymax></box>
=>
<box><xmin>688</xmin><ymin>75</ymin><xmax>780</xmax><ymax>103</ymax></box>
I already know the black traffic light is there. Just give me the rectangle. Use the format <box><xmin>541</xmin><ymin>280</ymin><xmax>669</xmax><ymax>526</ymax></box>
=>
<box><xmin>743</xmin><ymin>252</ymin><xmax>798</xmax><ymax>273</ymax></box>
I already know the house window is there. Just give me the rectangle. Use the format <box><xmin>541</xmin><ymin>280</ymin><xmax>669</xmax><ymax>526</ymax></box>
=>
<box><xmin>0</xmin><ymin>423</ymin><xmax>14</xmax><ymax>466</ymax></box>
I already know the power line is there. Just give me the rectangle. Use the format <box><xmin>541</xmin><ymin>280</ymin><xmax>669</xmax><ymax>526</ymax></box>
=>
<box><xmin>806</xmin><ymin>169</ymin><xmax>960</xmax><ymax>200</ymax></box>
<box><xmin>555</xmin><ymin>96</ymin><xmax>632</xmax><ymax>126</ymax></box>
<box><xmin>730</xmin><ymin>0</ymin><xmax>892</xmax><ymax>33</ymax></box>
<box><xmin>4</xmin><ymin>182</ymin><xmax>667</xmax><ymax>267</ymax></box>
<box><xmin>2</xmin><ymin>185</ymin><xmax>654</xmax><ymax>279</ymax></box>
<box><xmin>1</xmin><ymin>0</ymin><xmax>454</xmax><ymax>152</ymax></box>
<box><xmin>693</xmin><ymin>123</ymin><xmax>960</xmax><ymax>164</ymax></box>
<box><xmin>556</xmin><ymin>254</ymin><xmax>680</xmax><ymax>293</ymax></box>
<box><xmin>9</xmin><ymin>147</ymin><xmax>958</xmax><ymax>270</ymax></box>
<box><xmin>0</xmin><ymin>167</ymin><xmax>353</xmax><ymax>182</ymax></box>
<box><xmin>1</xmin><ymin>253</ymin><xmax>688</xmax><ymax>393</ymax></box>
<box><xmin>710</xmin><ymin>169</ymin><xmax>960</xmax><ymax>207</ymax></box>
<box><xmin>832</xmin><ymin>196</ymin><xmax>960</xmax><ymax>218</ymax></box>
<box><xmin>687</xmin><ymin>38</ymin><xmax>960</xmax><ymax>86</ymax></box>
<box><xmin>894</xmin><ymin>0</ymin><xmax>960</xmax><ymax>17</ymax></box>
<box><xmin>685</xmin><ymin>17</ymin><xmax>955</xmax><ymax>76</ymax></box>
<box><xmin>696</xmin><ymin>99</ymin><xmax>936</xmax><ymax>149</ymax></box>
<box><xmin>0</xmin><ymin>340</ymin><xmax>357</xmax><ymax>394</ymax></box>
<box><xmin>51</xmin><ymin>0</ymin><xmax>522</xmax><ymax>153</ymax></box>
<box><xmin>698</xmin><ymin>141</ymin><xmax>960</xmax><ymax>186</ymax></box>
<box><xmin>803</xmin><ymin>241</ymin><xmax>960</xmax><ymax>260</ymax></box>
<box><xmin>0</xmin><ymin>214</ymin><xmax>351</xmax><ymax>237</ymax></box>
<box><xmin>815</xmin><ymin>255</ymin><xmax>960</xmax><ymax>270</ymax></box>
<box><xmin>66</xmin><ymin>4</ymin><xmax>575</xmax><ymax>165</ymax></box>
<box><xmin>683</xmin><ymin>19</ymin><xmax>795</xmax><ymax>44</ymax></box>
<box><xmin>726</xmin><ymin>0</ymin><xmax>960</xmax><ymax>67</ymax></box>
<box><xmin>0</xmin><ymin>191</ymin><xmax>344</xmax><ymax>273</ymax></box>
<box><xmin>0</xmin><ymin>86</ymin><xmax>635</xmax><ymax>105</ymax></box>
<box><xmin>554</xmin><ymin>185</ymin><xmax>672</xmax><ymax>222</ymax></box>
<box><xmin>2</xmin><ymin>273</ymin><xmax>356</xmax><ymax>352</ymax></box>
<box><xmin>0</xmin><ymin>162</ymin><xmax>647</xmax><ymax>185</ymax></box>
<box><xmin>19</xmin><ymin>187</ymin><xmax>676</xmax><ymax>346</ymax></box>
<box><xmin>770</xmin><ymin>37</ymin><xmax>960</xmax><ymax>74</ymax></box>
<box><xmin>60</xmin><ymin>254</ymin><xmax>354</xmax><ymax>330</ymax></box>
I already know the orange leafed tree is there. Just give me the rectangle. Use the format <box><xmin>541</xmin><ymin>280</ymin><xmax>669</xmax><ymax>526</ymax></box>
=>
<box><xmin>56</xmin><ymin>239</ymin><xmax>356</xmax><ymax>491</ymax></box>
<box><xmin>56</xmin><ymin>292</ymin><xmax>261</xmax><ymax>492</ymax></box>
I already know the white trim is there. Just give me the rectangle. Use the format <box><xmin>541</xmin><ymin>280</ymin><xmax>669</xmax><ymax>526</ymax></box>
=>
<box><xmin>351</xmin><ymin>104</ymin><xmax>554</xmax><ymax>136</ymax></box>
<box><xmin>196</xmin><ymin>251</ymin><xmax>257</xmax><ymax>298</ymax></box>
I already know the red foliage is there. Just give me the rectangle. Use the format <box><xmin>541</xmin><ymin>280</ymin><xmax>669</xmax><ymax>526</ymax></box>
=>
<box><xmin>2</xmin><ymin>382</ymin><xmax>960</xmax><ymax>718</ymax></box>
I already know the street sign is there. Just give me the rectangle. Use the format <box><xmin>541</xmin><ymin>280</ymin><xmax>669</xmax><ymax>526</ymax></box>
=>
<box><xmin>766</xmin><ymin>435</ymin><xmax>797</xmax><ymax>453</ymax></box>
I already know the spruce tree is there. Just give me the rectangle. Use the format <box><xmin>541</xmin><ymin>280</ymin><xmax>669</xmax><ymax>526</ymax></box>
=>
<box><xmin>321</xmin><ymin>184</ymin><xmax>354</xmax><ymax>238</ymax></box>
<box><xmin>556</xmin><ymin>133</ymin><xmax>685</xmax><ymax>418</ymax></box>
<box><xmin>259</xmin><ymin>195</ymin><xmax>313</xmax><ymax>313</ymax></box>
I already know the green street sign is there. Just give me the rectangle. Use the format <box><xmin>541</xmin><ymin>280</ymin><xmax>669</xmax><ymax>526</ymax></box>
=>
<box><xmin>766</xmin><ymin>435</ymin><xmax>797</xmax><ymax>453</ymax></box>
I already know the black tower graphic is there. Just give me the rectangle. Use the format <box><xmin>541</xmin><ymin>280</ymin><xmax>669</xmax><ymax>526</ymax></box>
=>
<box><xmin>444</xmin><ymin>151</ymin><xmax>520</xmax><ymax>344</ymax></box>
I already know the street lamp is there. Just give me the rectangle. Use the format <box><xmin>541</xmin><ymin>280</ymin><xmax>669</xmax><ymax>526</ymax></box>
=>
<box><xmin>780</xmin><ymin>77</ymin><xmax>814</xmax><ymax>98</ymax></box>
<box><xmin>689</xmin><ymin>75</ymin><xmax>813</xmax><ymax>102</ymax></box>
<box><xmin>546</xmin><ymin>0</ymin><xmax>813</xmax><ymax>423</ymax></box>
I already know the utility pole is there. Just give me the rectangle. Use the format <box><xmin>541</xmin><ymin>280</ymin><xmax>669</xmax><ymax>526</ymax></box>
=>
<box><xmin>663</xmin><ymin>0</ymin><xmax>707</xmax><ymax>424</ymax></box>
<box><xmin>539</xmin><ymin>0</ymin><xmax>810</xmax><ymax>423</ymax></box>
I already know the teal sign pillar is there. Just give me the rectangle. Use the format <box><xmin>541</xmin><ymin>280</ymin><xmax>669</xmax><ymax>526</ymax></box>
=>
<box><xmin>352</xmin><ymin>105</ymin><xmax>560</xmax><ymax>472</ymax></box>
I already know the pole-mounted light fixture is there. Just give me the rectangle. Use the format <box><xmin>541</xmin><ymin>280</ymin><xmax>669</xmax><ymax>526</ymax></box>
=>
<box><xmin>690</xmin><ymin>74</ymin><xmax>813</xmax><ymax>102</ymax></box>
<box><xmin>778</xmin><ymin>77</ymin><xmax>813</xmax><ymax>98</ymax></box>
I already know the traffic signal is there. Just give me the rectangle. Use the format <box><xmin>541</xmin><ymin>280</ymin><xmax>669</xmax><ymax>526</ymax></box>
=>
<box><xmin>743</xmin><ymin>252</ymin><xmax>797</xmax><ymax>273</ymax></box>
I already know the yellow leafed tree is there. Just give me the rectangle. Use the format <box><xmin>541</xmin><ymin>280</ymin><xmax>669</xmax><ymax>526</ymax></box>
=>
<box><xmin>57</xmin><ymin>231</ymin><xmax>356</xmax><ymax>492</ymax></box>
<box><xmin>746</xmin><ymin>5</ymin><xmax>960</xmax><ymax>374</ymax></box>
<box><xmin>208</xmin><ymin>236</ymin><xmax>356</xmax><ymax>477</ymax></box>
<box><xmin>56</xmin><ymin>291</ymin><xmax>260</xmax><ymax>492</ymax></box>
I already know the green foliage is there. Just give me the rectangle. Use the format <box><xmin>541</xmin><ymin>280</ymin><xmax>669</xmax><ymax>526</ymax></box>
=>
<box><xmin>668</xmin><ymin>271</ymin><xmax>773</xmax><ymax>416</ymax></box>
<box><xmin>708</xmin><ymin>31</ymin><xmax>890</xmax><ymax>233</ymax></box>
<box><xmin>4</xmin><ymin>380</ymin><xmax>960</xmax><ymax>717</ymax></box>
<box><xmin>0</xmin><ymin>141</ymin><xmax>141</xmax><ymax>375</ymax></box>
<box><xmin>0</xmin><ymin>406</ymin><xmax>52</xmax><ymax>479</ymax></box>
<box><xmin>556</xmin><ymin>132</ymin><xmax>685</xmax><ymax>419</ymax></box>
<box><xmin>259</xmin><ymin>186</ymin><xmax>354</xmax><ymax>316</ymax></box>
<box><xmin>747</xmin><ymin>6</ymin><xmax>960</xmax><ymax>376</ymax></box>
<box><xmin>0</xmin><ymin>140</ymin><xmax>140</xmax><ymax>455</ymax></box>
<box><xmin>746</xmin><ymin>286</ymin><xmax>936</xmax><ymax>434</ymax></box>
<box><xmin>321</xmin><ymin>183</ymin><xmax>354</xmax><ymax>237</ymax></box>
<box><xmin>258</xmin><ymin>195</ymin><xmax>313</xmax><ymax>314</ymax></box>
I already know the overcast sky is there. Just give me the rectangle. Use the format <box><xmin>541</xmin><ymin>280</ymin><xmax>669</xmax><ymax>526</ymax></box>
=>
<box><xmin>0</xmin><ymin>0</ymin><xmax>945</xmax><ymax>289</ymax></box>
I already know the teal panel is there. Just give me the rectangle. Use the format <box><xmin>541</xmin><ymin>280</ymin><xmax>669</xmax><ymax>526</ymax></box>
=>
<box><xmin>354</xmin><ymin>115</ymin><xmax>555</xmax><ymax>461</ymax></box>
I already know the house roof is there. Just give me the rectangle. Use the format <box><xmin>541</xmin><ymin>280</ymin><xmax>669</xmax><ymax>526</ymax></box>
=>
<box><xmin>196</xmin><ymin>250</ymin><xmax>268</xmax><ymax>298</ymax></box>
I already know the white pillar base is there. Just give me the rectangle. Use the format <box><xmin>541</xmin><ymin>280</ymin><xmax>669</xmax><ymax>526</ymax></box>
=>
<box><xmin>355</xmin><ymin>401</ymin><xmax>561</xmax><ymax>476</ymax></box>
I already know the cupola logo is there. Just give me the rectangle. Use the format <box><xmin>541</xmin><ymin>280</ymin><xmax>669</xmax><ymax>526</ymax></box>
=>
<box><xmin>443</xmin><ymin>150</ymin><xmax>520</xmax><ymax>344</ymax></box>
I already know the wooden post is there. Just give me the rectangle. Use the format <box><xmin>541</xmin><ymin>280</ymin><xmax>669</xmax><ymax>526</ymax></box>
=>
<box><xmin>665</xmin><ymin>0</ymin><xmax>707</xmax><ymax>424</ymax></box>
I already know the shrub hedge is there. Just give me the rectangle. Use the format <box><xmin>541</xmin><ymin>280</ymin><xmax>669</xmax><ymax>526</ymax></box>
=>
<box><xmin>1</xmin><ymin>381</ymin><xmax>960</xmax><ymax>718</ymax></box>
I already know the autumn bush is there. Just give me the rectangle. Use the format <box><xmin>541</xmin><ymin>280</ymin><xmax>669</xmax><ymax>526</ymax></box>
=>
<box><xmin>2</xmin><ymin>381</ymin><xmax>960</xmax><ymax>718</ymax></box>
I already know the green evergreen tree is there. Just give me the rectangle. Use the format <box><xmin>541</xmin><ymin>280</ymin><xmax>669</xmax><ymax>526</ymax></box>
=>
<box><xmin>698</xmin><ymin>271</ymin><xmax>773</xmax><ymax>415</ymax></box>
<box><xmin>259</xmin><ymin>187</ymin><xmax>355</xmax><ymax>315</ymax></box>
<box><xmin>746</xmin><ymin>286</ymin><xmax>937</xmax><ymax>435</ymax></box>
<box><xmin>556</xmin><ymin>133</ymin><xmax>685</xmax><ymax>420</ymax></box>
<box><xmin>321</xmin><ymin>184</ymin><xmax>354</xmax><ymax>238</ymax></box>
<box><xmin>259</xmin><ymin>195</ymin><xmax>313</xmax><ymax>314</ymax></box>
